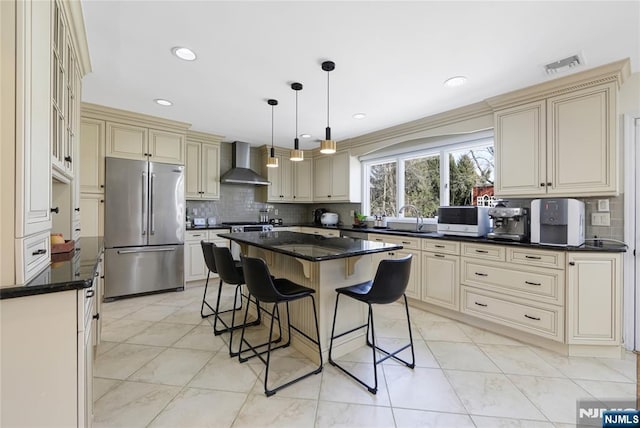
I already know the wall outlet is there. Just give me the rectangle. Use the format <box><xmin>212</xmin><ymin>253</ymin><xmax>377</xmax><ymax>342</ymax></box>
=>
<box><xmin>350</xmin><ymin>210</ymin><xmax>355</xmax><ymax>217</ymax></box>
<box><xmin>597</xmin><ymin>199</ymin><xmax>610</xmax><ymax>212</ymax></box>
<box><xmin>274</xmin><ymin>209</ymin><xmax>278</xmax><ymax>215</ymax></box>
<box><xmin>591</xmin><ymin>212</ymin><xmax>610</xmax><ymax>226</ymax></box>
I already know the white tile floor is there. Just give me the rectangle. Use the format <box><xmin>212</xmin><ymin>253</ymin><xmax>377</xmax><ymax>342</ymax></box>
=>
<box><xmin>94</xmin><ymin>284</ymin><xmax>637</xmax><ymax>428</ymax></box>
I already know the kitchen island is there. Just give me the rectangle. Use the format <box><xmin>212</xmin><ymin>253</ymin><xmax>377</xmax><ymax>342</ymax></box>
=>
<box><xmin>219</xmin><ymin>231</ymin><xmax>402</xmax><ymax>362</ymax></box>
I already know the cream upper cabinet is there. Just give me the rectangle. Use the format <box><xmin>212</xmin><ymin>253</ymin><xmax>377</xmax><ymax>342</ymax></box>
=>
<box><xmin>79</xmin><ymin>193</ymin><xmax>104</xmax><ymax>238</ymax></box>
<box><xmin>292</xmin><ymin>158</ymin><xmax>313</xmax><ymax>202</ymax></box>
<box><xmin>105</xmin><ymin>122</ymin><xmax>148</xmax><ymax>160</ymax></box>
<box><xmin>104</xmin><ymin>122</ymin><xmax>185</xmax><ymax>164</ymax></box>
<box><xmin>266</xmin><ymin>153</ymin><xmax>293</xmax><ymax>201</ymax></box>
<box><xmin>148</xmin><ymin>129</ymin><xmax>185</xmax><ymax>164</ymax></box>
<box><xmin>80</xmin><ymin>118</ymin><xmax>105</xmax><ymax>194</ymax></box>
<box><xmin>546</xmin><ymin>83</ymin><xmax>617</xmax><ymax>195</ymax></box>
<box><xmin>313</xmin><ymin>150</ymin><xmax>361</xmax><ymax>202</ymax></box>
<box><xmin>566</xmin><ymin>252</ymin><xmax>621</xmax><ymax>345</ymax></box>
<box><xmin>185</xmin><ymin>136</ymin><xmax>221</xmax><ymax>200</ymax></box>
<box><xmin>494</xmin><ymin>82</ymin><xmax>618</xmax><ymax>198</ymax></box>
<box><xmin>262</xmin><ymin>147</ymin><xmax>312</xmax><ymax>203</ymax></box>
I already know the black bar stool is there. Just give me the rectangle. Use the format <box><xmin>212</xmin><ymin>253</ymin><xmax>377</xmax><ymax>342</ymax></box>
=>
<box><xmin>328</xmin><ymin>254</ymin><xmax>415</xmax><ymax>394</ymax></box>
<box><xmin>200</xmin><ymin>242</ymin><xmax>261</xmax><ymax>356</ymax></box>
<box><xmin>238</xmin><ymin>255</ymin><xmax>323</xmax><ymax>397</ymax></box>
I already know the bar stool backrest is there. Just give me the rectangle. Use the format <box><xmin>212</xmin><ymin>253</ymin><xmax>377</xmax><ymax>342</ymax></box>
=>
<box><xmin>201</xmin><ymin>241</ymin><xmax>218</xmax><ymax>274</ymax></box>
<box><xmin>367</xmin><ymin>255</ymin><xmax>412</xmax><ymax>304</ymax></box>
<box><xmin>240</xmin><ymin>256</ymin><xmax>282</xmax><ymax>303</ymax></box>
<box><xmin>212</xmin><ymin>246</ymin><xmax>244</xmax><ymax>285</ymax></box>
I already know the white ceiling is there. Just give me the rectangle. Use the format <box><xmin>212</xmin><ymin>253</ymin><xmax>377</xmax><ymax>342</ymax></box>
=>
<box><xmin>80</xmin><ymin>1</ymin><xmax>639</xmax><ymax>149</ymax></box>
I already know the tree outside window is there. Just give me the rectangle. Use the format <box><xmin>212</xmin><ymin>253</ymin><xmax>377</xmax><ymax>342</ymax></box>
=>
<box><xmin>404</xmin><ymin>155</ymin><xmax>440</xmax><ymax>217</ymax></box>
<box><xmin>369</xmin><ymin>161</ymin><xmax>397</xmax><ymax>216</ymax></box>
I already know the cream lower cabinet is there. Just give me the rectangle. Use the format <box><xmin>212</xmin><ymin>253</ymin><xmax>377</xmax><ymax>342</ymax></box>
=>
<box><xmin>566</xmin><ymin>252</ymin><xmax>622</xmax><ymax>345</ymax></box>
<box><xmin>367</xmin><ymin>234</ymin><xmax>421</xmax><ymax>300</ymax></box>
<box><xmin>184</xmin><ymin>229</ymin><xmax>230</xmax><ymax>283</ymax></box>
<box><xmin>1</xmin><ymin>288</ymin><xmax>95</xmax><ymax>427</ymax></box>
<box><xmin>421</xmin><ymin>239</ymin><xmax>460</xmax><ymax>310</ymax></box>
<box><xmin>299</xmin><ymin>227</ymin><xmax>340</xmax><ymax>238</ymax></box>
<box><xmin>460</xmin><ymin>243</ymin><xmax>565</xmax><ymax>342</ymax></box>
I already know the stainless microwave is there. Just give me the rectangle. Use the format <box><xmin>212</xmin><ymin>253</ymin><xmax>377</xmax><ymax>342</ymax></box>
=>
<box><xmin>437</xmin><ymin>206</ymin><xmax>491</xmax><ymax>237</ymax></box>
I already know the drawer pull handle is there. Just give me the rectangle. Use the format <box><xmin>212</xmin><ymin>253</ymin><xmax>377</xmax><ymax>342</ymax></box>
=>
<box><xmin>402</xmin><ymin>241</ymin><xmax>411</xmax><ymax>244</ymax></box>
<box><xmin>474</xmin><ymin>302</ymin><xmax>488</xmax><ymax>307</ymax></box>
<box><xmin>32</xmin><ymin>249</ymin><xmax>47</xmax><ymax>256</ymax></box>
<box><xmin>475</xmin><ymin>249</ymin><xmax>488</xmax><ymax>254</ymax></box>
<box><xmin>93</xmin><ymin>313</ymin><xmax>100</xmax><ymax>320</ymax></box>
<box><xmin>525</xmin><ymin>281</ymin><xmax>541</xmax><ymax>286</ymax></box>
<box><xmin>525</xmin><ymin>255</ymin><xmax>541</xmax><ymax>260</ymax></box>
<box><xmin>86</xmin><ymin>289</ymin><xmax>95</xmax><ymax>298</ymax></box>
<box><xmin>434</xmin><ymin>245</ymin><xmax>445</xmax><ymax>248</ymax></box>
<box><xmin>50</xmin><ymin>207</ymin><xmax>59</xmax><ymax>214</ymax></box>
<box><xmin>434</xmin><ymin>254</ymin><xmax>445</xmax><ymax>258</ymax></box>
<box><xmin>474</xmin><ymin>272</ymin><xmax>488</xmax><ymax>277</ymax></box>
<box><xmin>524</xmin><ymin>314</ymin><xmax>541</xmax><ymax>321</ymax></box>
<box><xmin>192</xmin><ymin>234</ymin><xmax>202</xmax><ymax>237</ymax></box>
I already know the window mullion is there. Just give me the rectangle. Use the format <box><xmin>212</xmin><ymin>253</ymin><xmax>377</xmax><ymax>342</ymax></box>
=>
<box><xmin>397</xmin><ymin>157</ymin><xmax>405</xmax><ymax>218</ymax></box>
<box><xmin>441</xmin><ymin>148</ymin><xmax>450</xmax><ymax>207</ymax></box>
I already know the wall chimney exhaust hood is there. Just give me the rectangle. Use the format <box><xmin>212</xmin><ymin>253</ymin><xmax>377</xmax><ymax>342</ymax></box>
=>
<box><xmin>220</xmin><ymin>141</ymin><xmax>270</xmax><ymax>185</ymax></box>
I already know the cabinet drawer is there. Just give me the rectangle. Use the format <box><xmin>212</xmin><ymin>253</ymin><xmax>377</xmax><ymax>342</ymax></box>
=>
<box><xmin>461</xmin><ymin>243</ymin><xmax>506</xmax><ymax>261</ymax></box>
<box><xmin>422</xmin><ymin>239</ymin><xmax>460</xmax><ymax>255</ymax></box>
<box><xmin>72</xmin><ymin>219</ymin><xmax>81</xmax><ymax>242</ymax></box>
<box><xmin>208</xmin><ymin>229</ymin><xmax>230</xmax><ymax>240</ymax></box>
<box><xmin>461</xmin><ymin>259</ymin><xmax>564</xmax><ymax>305</ymax></box>
<box><xmin>185</xmin><ymin>230</ymin><xmax>209</xmax><ymax>242</ymax></box>
<box><xmin>18</xmin><ymin>231</ymin><xmax>51</xmax><ymax>283</ymax></box>
<box><xmin>368</xmin><ymin>234</ymin><xmax>421</xmax><ymax>250</ymax></box>
<box><xmin>507</xmin><ymin>247</ymin><xmax>565</xmax><ymax>269</ymax></box>
<box><xmin>461</xmin><ymin>286</ymin><xmax>564</xmax><ymax>342</ymax></box>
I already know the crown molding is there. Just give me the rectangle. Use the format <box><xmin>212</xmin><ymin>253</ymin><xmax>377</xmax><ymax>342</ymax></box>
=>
<box><xmin>186</xmin><ymin>130</ymin><xmax>224</xmax><ymax>143</ymax></box>
<box><xmin>81</xmin><ymin>102</ymin><xmax>191</xmax><ymax>132</ymax></box>
<box><xmin>486</xmin><ymin>58</ymin><xmax>631</xmax><ymax>110</ymax></box>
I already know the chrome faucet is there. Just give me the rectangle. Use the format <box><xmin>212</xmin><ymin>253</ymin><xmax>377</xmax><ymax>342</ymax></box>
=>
<box><xmin>398</xmin><ymin>204</ymin><xmax>424</xmax><ymax>231</ymax></box>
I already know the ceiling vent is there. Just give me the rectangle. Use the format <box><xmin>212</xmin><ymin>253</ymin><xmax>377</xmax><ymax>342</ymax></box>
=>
<box><xmin>544</xmin><ymin>54</ymin><xmax>583</xmax><ymax>75</ymax></box>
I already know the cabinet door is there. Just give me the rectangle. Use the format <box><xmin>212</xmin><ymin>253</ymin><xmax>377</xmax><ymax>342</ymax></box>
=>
<box><xmin>185</xmin><ymin>141</ymin><xmax>201</xmax><ymax>199</ymax></box>
<box><xmin>293</xmin><ymin>158</ymin><xmax>313</xmax><ymax>202</ymax></box>
<box><xmin>422</xmin><ymin>252</ymin><xmax>460</xmax><ymax>310</ymax></box>
<box><xmin>80</xmin><ymin>118</ymin><xmax>105</xmax><ymax>193</ymax></box>
<box><xmin>280</xmin><ymin>156</ymin><xmax>293</xmax><ymax>201</ymax></box>
<box><xmin>397</xmin><ymin>249</ymin><xmax>421</xmax><ymax>300</ymax></box>
<box><xmin>15</xmin><ymin>0</ymin><xmax>52</xmax><ymax>238</ymax></box>
<box><xmin>330</xmin><ymin>151</ymin><xmax>350</xmax><ymax>200</ymax></box>
<box><xmin>105</xmin><ymin>122</ymin><xmax>147</xmax><ymax>161</ymax></box>
<box><xmin>266</xmin><ymin>154</ymin><xmax>285</xmax><ymax>201</ymax></box>
<box><xmin>149</xmin><ymin>129</ymin><xmax>185</xmax><ymax>164</ymax></box>
<box><xmin>79</xmin><ymin>194</ymin><xmax>104</xmax><ymax>237</ymax></box>
<box><xmin>494</xmin><ymin>101</ymin><xmax>546</xmax><ymax>196</ymax></box>
<box><xmin>185</xmin><ymin>240</ymin><xmax>208</xmax><ymax>282</ymax></box>
<box><xmin>546</xmin><ymin>83</ymin><xmax>617</xmax><ymax>196</ymax></box>
<box><xmin>567</xmin><ymin>253</ymin><xmax>621</xmax><ymax>345</ymax></box>
<box><xmin>201</xmin><ymin>143</ymin><xmax>220</xmax><ymax>199</ymax></box>
<box><xmin>313</xmin><ymin>155</ymin><xmax>332</xmax><ymax>200</ymax></box>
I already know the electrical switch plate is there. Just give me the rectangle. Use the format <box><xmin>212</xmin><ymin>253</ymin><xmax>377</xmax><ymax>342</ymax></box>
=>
<box><xmin>597</xmin><ymin>199</ymin><xmax>610</xmax><ymax>212</ymax></box>
<box><xmin>591</xmin><ymin>212</ymin><xmax>610</xmax><ymax>226</ymax></box>
<box><xmin>350</xmin><ymin>210</ymin><xmax>355</xmax><ymax>217</ymax></box>
<box><xmin>274</xmin><ymin>209</ymin><xmax>278</xmax><ymax>215</ymax></box>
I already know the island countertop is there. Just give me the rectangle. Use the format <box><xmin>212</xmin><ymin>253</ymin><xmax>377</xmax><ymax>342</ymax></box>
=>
<box><xmin>219</xmin><ymin>231</ymin><xmax>402</xmax><ymax>262</ymax></box>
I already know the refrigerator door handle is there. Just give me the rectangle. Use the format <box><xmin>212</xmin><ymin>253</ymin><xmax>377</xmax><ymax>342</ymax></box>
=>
<box><xmin>141</xmin><ymin>171</ymin><xmax>147</xmax><ymax>236</ymax></box>
<box><xmin>116</xmin><ymin>247</ymin><xmax>177</xmax><ymax>255</ymax></box>
<box><xmin>150</xmin><ymin>173</ymin><xmax>156</xmax><ymax>235</ymax></box>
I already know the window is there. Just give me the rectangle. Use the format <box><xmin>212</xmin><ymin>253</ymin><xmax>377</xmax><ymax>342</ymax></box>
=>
<box><xmin>363</xmin><ymin>136</ymin><xmax>494</xmax><ymax>219</ymax></box>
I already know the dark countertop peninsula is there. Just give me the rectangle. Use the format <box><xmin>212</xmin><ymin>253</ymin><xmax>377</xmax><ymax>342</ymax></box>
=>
<box><xmin>0</xmin><ymin>237</ymin><xmax>104</xmax><ymax>300</ymax></box>
<box><xmin>219</xmin><ymin>231</ymin><xmax>402</xmax><ymax>262</ymax></box>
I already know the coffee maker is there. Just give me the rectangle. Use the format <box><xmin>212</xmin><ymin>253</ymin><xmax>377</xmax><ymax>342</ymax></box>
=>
<box><xmin>313</xmin><ymin>208</ymin><xmax>327</xmax><ymax>225</ymax></box>
<box><xmin>487</xmin><ymin>202</ymin><xmax>529</xmax><ymax>242</ymax></box>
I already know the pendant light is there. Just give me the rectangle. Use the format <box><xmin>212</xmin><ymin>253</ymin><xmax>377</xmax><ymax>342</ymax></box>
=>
<box><xmin>320</xmin><ymin>60</ymin><xmax>337</xmax><ymax>154</ymax></box>
<box><xmin>266</xmin><ymin>99</ymin><xmax>279</xmax><ymax>168</ymax></box>
<box><xmin>289</xmin><ymin>82</ymin><xmax>304</xmax><ymax>161</ymax></box>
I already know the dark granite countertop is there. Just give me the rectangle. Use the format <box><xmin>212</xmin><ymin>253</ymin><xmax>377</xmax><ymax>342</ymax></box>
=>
<box><xmin>0</xmin><ymin>237</ymin><xmax>104</xmax><ymax>300</ymax></box>
<box><xmin>219</xmin><ymin>231</ymin><xmax>402</xmax><ymax>262</ymax></box>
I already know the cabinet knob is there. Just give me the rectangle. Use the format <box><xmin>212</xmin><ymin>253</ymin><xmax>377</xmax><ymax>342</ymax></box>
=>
<box><xmin>546</xmin><ymin>182</ymin><xmax>552</xmax><ymax>186</ymax></box>
<box><xmin>540</xmin><ymin>183</ymin><xmax>546</xmax><ymax>187</ymax></box>
<box><xmin>100</xmin><ymin>185</ymin><xmax>104</xmax><ymax>188</ymax></box>
<box><xmin>64</xmin><ymin>156</ymin><xmax>72</xmax><ymax>163</ymax></box>
<box><xmin>327</xmin><ymin>195</ymin><xmax>331</xmax><ymax>198</ymax></box>
<box><xmin>86</xmin><ymin>289</ymin><xmax>95</xmax><ymax>298</ymax></box>
<box><xmin>148</xmin><ymin>153</ymin><xmax>152</xmax><ymax>157</ymax></box>
<box><xmin>100</xmin><ymin>199</ymin><xmax>104</xmax><ymax>203</ymax></box>
<box><xmin>75</xmin><ymin>207</ymin><xmax>80</xmax><ymax>212</ymax></box>
<box><xmin>569</xmin><ymin>261</ymin><xmax>575</xmax><ymax>266</ymax></box>
<box><xmin>50</xmin><ymin>207</ymin><xmax>59</xmax><ymax>214</ymax></box>
<box><xmin>93</xmin><ymin>313</ymin><xmax>100</xmax><ymax>320</ymax></box>
<box><xmin>75</xmin><ymin>228</ymin><xmax>81</xmax><ymax>232</ymax></box>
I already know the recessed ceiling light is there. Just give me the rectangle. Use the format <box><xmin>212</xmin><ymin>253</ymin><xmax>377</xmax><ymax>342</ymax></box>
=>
<box><xmin>171</xmin><ymin>47</ymin><xmax>197</xmax><ymax>61</ymax></box>
<box><xmin>154</xmin><ymin>98</ymin><xmax>173</xmax><ymax>106</ymax></box>
<box><xmin>443</xmin><ymin>76</ymin><xmax>467</xmax><ymax>88</ymax></box>
<box><xmin>300</xmin><ymin>133</ymin><xmax>312</xmax><ymax>139</ymax></box>
<box><xmin>352</xmin><ymin>113</ymin><xmax>367</xmax><ymax>120</ymax></box>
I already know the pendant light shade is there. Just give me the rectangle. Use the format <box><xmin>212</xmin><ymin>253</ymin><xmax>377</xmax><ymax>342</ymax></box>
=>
<box><xmin>290</xmin><ymin>82</ymin><xmax>304</xmax><ymax>161</ymax></box>
<box><xmin>320</xmin><ymin>60</ymin><xmax>336</xmax><ymax>154</ymax></box>
<box><xmin>266</xmin><ymin>99</ymin><xmax>279</xmax><ymax>168</ymax></box>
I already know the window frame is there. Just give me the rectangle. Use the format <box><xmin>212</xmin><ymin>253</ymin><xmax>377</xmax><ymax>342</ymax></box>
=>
<box><xmin>361</xmin><ymin>135</ymin><xmax>494</xmax><ymax>221</ymax></box>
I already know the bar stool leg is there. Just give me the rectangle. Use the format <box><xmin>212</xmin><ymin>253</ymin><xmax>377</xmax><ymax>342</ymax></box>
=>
<box><xmin>200</xmin><ymin>272</ymin><xmax>216</xmax><ymax>318</ymax></box>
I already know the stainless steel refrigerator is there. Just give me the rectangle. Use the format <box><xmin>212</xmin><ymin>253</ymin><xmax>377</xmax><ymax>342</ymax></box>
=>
<box><xmin>104</xmin><ymin>157</ymin><xmax>185</xmax><ymax>299</ymax></box>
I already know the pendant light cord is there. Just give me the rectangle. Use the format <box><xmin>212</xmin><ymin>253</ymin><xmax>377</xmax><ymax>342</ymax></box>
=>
<box><xmin>295</xmin><ymin>90</ymin><xmax>299</xmax><ymax>138</ymax></box>
<box><xmin>271</xmin><ymin>104</ymin><xmax>274</xmax><ymax>149</ymax></box>
<box><xmin>326</xmin><ymin>71</ymin><xmax>330</xmax><ymax>127</ymax></box>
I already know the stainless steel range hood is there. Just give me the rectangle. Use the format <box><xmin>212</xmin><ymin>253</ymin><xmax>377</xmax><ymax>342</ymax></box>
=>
<box><xmin>220</xmin><ymin>141</ymin><xmax>270</xmax><ymax>185</ymax></box>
